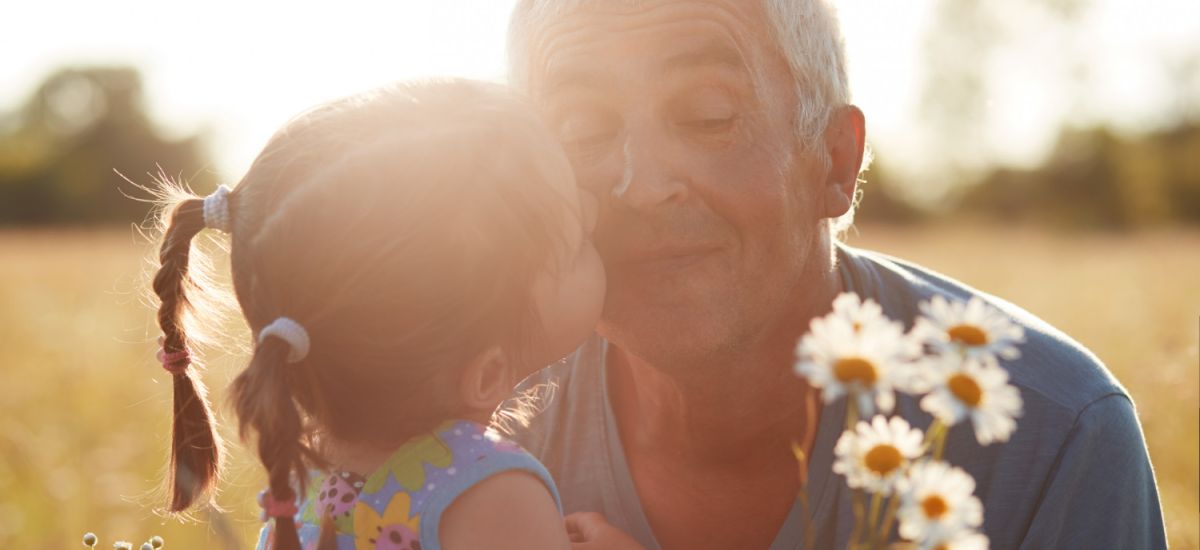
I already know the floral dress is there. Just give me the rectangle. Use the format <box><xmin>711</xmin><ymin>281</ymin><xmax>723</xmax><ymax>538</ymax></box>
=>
<box><xmin>256</xmin><ymin>420</ymin><xmax>561</xmax><ymax>550</ymax></box>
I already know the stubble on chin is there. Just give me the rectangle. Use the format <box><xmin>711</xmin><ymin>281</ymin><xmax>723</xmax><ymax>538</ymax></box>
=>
<box><xmin>597</xmin><ymin>295</ymin><xmax>755</xmax><ymax>375</ymax></box>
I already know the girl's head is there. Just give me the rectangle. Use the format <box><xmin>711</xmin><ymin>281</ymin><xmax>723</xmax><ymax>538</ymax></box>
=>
<box><xmin>151</xmin><ymin>79</ymin><xmax>604</xmax><ymax>526</ymax></box>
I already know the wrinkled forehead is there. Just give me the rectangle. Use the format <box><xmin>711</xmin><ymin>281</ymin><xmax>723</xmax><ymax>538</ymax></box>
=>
<box><xmin>510</xmin><ymin>0</ymin><xmax>777</xmax><ymax>92</ymax></box>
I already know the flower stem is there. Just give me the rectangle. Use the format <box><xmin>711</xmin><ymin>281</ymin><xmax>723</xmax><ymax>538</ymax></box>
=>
<box><xmin>850</xmin><ymin>489</ymin><xmax>866</xmax><ymax>549</ymax></box>
<box><xmin>933</xmin><ymin>424</ymin><xmax>949</xmax><ymax>461</ymax></box>
<box><xmin>799</xmin><ymin>490</ymin><xmax>815</xmax><ymax>550</ymax></box>
<box><xmin>866</xmin><ymin>492</ymin><xmax>882</xmax><ymax>549</ymax></box>
<box><xmin>846</xmin><ymin>395</ymin><xmax>860</xmax><ymax>431</ymax></box>
<box><xmin>878</xmin><ymin>494</ymin><xmax>901</xmax><ymax>547</ymax></box>
<box><xmin>846</xmin><ymin>397</ymin><xmax>864</xmax><ymax>548</ymax></box>
<box><xmin>790</xmin><ymin>441</ymin><xmax>815</xmax><ymax>550</ymax></box>
<box><xmin>922</xmin><ymin>419</ymin><xmax>944</xmax><ymax>454</ymax></box>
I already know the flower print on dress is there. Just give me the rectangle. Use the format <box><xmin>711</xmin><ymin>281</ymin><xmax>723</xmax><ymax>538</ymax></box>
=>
<box><xmin>318</xmin><ymin>471</ymin><xmax>367</xmax><ymax>518</ymax></box>
<box><xmin>354</xmin><ymin>492</ymin><xmax>421</xmax><ymax>550</ymax></box>
<box><xmin>299</xmin><ymin>470</ymin><xmax>368</xmax><ymax>535</ymax></box>
<box><xmin>363</xmin><ymin>431</ymin><xmax>454</xmax><ymax>493</ymax></box>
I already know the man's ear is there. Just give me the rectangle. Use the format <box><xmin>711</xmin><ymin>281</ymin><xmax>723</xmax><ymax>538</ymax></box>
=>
<box><xmin>820</xmin><ymin>105</ymin><xmax>867</xmax><ymax>219</ymax></box>
<box><xmin>458</xmin><ymin>346</ymin><xmax>515</xmax><ymax>413</ymax></box>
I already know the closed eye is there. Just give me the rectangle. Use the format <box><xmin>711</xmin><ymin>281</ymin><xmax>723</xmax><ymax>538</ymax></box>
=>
<box><xmin>679</xmin><ymin>116</ymin><xmax>736</xmax><ymax>133</ymax></box>
<box><xmin>556</xmin><ymin>113</ymin><xmax>620</xmax><ymax>159</ymax></box>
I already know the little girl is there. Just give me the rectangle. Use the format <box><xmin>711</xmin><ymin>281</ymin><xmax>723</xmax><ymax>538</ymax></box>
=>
<box><xmin>149</xmin><ymin>79</ymin><xmax>640</xmax><ymax>549</ymax></box>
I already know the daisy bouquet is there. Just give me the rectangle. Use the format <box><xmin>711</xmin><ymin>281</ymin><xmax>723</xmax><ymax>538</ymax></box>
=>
<box><xmin>794</xmin><ymin>294</ymin><xmax>1025</xmax><ymax>550</ymax></box>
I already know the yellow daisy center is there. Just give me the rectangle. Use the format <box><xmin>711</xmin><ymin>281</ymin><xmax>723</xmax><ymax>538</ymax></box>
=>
<box><xmin>922</xmin><ymin>494</ymin><xmax>950</xmax><ymax>519</ymax></box>
<box><xmin>852</xmin><ymin>321</ymin><xmax>863</xmax><ymax>333</ymax></box>
<box><xmin>947</xmin><ymin>324</ymin><xmax>989</xmax><ymax>346</ymax></box>
<box><xmin>948</xmin><ymin>373</ymin><xmax>983</xmax><ymax>407</ymax></box>
<box><xmin>833</xmin><ymin>357</ymin><xmax>878</xmax><ymax>385</ymax></box>
<box><xmin>863</xmin><ymin>444</ymin><xmax>903</xmax><ymax>476</ymax></box>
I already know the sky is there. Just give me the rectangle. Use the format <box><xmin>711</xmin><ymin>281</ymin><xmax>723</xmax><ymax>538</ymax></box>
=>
<box><xmin>4</xmin><ymin>0</ymin><xmax>1198</xmax><ymax>194</ymax></box>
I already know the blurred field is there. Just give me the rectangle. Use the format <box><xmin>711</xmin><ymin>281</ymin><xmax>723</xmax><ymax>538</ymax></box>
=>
<box><xmin>0</xmin><ymin>226</ymin><xmax>1196</xmax><ymax>548</ymax></box>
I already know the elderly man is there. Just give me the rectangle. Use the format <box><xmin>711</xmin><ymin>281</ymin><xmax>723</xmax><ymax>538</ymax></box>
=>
<box><xmin>504</xmin><ymin>1</ymin><xmax>1166</xmax><ymax>548</ymax></box>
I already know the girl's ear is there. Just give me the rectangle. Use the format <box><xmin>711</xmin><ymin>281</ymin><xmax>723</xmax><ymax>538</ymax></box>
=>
<box><xmin>458</xmin><ymin>346</ymin><xmax>515</xmax><ymax>414</ymax></box>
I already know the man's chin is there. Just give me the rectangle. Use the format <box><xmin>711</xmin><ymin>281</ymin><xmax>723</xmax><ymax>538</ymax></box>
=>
<box><xmin>597</xmin><ymin>309</ymin><xmax>731</xmax><ymax>371</ymax></box>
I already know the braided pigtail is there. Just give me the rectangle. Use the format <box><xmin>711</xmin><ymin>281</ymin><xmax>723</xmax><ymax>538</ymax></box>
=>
<box><xmin>232</xmin><ymin>329</ymin><xmax>313</xmax><ymax>550</ymax></box>
<box><xmin>153</xmin><ymin>197</ymin><xmax>224</xmax><ymax>511</ymax></box>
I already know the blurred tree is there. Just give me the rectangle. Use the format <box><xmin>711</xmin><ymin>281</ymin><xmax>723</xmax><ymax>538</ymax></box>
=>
<box><xmin>854</xmin><ymin>157</ymin><xmax>929</xmax><ymax>225</ymax></box>
<box><xmin>955</xmin><ymin>123</ymin><xmax>1200</xmax><ymax>228</ymax></box>
<box><xmin>0</xmin><ymin>66</ymin><xmax>215</xmax><ymax>225</ymax></box>
<box><xmin>916</xmin><ymin>0</ymin><xmax>1094</xmax><ymax>184</ymax></box>
<box><xmin>1161</xmin><ymin>124</ymin><xmax>1200</xmax><ymax>223</ymax></box>
<box><xmin>885</xmin><ymin>0</ymin><xmax>1200</xmax><ymax>229</ymax></box>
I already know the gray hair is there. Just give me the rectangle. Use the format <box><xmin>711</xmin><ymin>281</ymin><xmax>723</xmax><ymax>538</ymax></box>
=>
<box><xmin>507</xmin><ymin>0</ymin><xmax>861</xmax><ymax>233</ymax></box>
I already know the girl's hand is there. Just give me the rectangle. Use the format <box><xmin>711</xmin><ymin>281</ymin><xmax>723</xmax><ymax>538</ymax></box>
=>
<box><xmin>565</xmin><ymin>512</ymin><xmax>646</xmax><ymax>550</ymax></box>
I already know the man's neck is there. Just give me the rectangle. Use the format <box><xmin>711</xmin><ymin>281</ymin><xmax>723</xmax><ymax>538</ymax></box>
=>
<box><xmin>606</xmin><ymin>263</ymin><xmax>840</xmax><ymax>468</ymax></box>
<box><xmin>609</xmin><ymin>346</ymin><xmax>820</xmax><ymax>467</ymax></box>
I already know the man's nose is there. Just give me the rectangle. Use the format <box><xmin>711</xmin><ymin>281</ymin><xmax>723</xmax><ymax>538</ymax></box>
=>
<box><xmin>612</xmin><ymin>130</ymin><xmax>689</xmax><ymax>212</ymax></box>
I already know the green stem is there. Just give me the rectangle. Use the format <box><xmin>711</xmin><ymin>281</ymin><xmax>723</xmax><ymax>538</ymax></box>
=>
<box><xmin>846</xmin><ymin>394</ymin><xmax>860</xmax><ymax>431</ymax></box>
<box><xmin>933</xmin><ymin>423</ymin><xmax>949</xmax><ymax>461</ymax></box>
<box><xmin>921</xmin><ymin>419</ymin><xmax>944</xmax><ymax>455</ymax></box>
<box><xmin>866</xmin><ymin>492</ymin><xmax>882</xmax><ymax>549</ymax></box>
<box><xmin>791</xmin><ymin>440</ymin><xmax>815</xmax><ymax>550</ymax></box>
<box><xmin>846</xmin><ymin>397</ymin><xmax>864</xmax><ymax>549</ymax></box>
<box><xmin>850</xmin><ymin>489</ymin><xmax>866</xmax><ymax>549</ymax></box>
<box><xmin>799</xmin><ymin>490</ymin><xmax>814</xmax><ymax>550</ymax></box>
<box><xmin>878</xmin><ymin>494</ymin><xmax>901</xmax><ymax>547</ymax></box>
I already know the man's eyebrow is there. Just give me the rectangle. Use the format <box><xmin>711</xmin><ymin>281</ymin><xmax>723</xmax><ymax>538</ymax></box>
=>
<box><xmin>660</xmin><ymin>40</ymin><xmax>746</xmax><ymax>76</ymax></box>
<box><xmin>540</xmin><ymin>67</ymin><xmax>605</xmax><ymax>96</ymax></box>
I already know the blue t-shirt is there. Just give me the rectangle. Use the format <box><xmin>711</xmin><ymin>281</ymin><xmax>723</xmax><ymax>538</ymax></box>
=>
<box><xmin>509</xmin><ymin>243</ymin><xmax>1167</xmax><ymax>549</ymax></box>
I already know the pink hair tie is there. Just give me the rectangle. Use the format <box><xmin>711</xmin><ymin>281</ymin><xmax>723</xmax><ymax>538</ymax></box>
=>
<box><xmin>259</xmin><ymin>491</ymin><xmax>298</xmax><ymax>520</ymax></box>
<box><xmin>156</xmin><ymin>345</ymin><xmax>191</xmax><ymax>375</ymax></box>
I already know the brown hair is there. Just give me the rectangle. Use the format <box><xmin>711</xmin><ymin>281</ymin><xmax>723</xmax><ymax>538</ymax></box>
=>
<box><xmin>150</xmin><ymin>79</ymin><xmax>576</xmax><ymax>548</ymax></box>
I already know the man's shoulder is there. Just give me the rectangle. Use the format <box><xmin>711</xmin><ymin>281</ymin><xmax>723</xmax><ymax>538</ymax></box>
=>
<box><xmin>839</xmin><ymin>243</ymin><xmax>1127</xmax><ymax>416</ymax></box>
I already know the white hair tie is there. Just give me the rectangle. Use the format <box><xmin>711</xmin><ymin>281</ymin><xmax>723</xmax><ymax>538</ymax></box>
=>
<box><xmin>258</xmin><ymin>317</ymin><xmax>310</xmax><ymax>363</ymax></box>
<box><xmin>202</xmin><ymin>185</ymin><xmax>233</xmax><ymax>233</ymax></box>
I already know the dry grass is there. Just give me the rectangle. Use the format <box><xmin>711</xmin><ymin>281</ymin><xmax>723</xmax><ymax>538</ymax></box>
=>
<box><xmin>0</xmin><ymin>229</ymin><xmax>260</xmax><ymax>549</ymax></box>
<box><xmin>0</xmin><ymin>226</ymin><xmax>1195</xmax><ymax>548</ymax></box>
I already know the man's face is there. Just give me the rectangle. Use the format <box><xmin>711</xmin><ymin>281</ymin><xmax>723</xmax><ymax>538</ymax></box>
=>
<box><xmin>528</xmin><ymin>0</ymin><xmax>835</xmax><ymax>366</ymax></box>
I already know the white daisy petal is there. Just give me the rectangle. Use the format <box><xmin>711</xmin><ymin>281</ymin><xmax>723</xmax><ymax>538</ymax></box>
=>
<box><xmin>917</xmin><ymin>356</ymin><xmax>1023</xmax><ymax>445</ymax></box>
<box><xmin>898</xmin><ymin>460</ymin><xmax>985</xmax><ymax>547</ymax></box>
<box><xmin>795</xmin><ymin>293</ymin><xmax>922</xmax><ymax>412</ymax></box>
<box><xmin>925</xmin><ymin>530</ymin><xmax>990</xmax><ymax>550</ymax></box>
<box><xmin>832</xmin><ymin>415</ymin><xmax>924</xmax><ymax>495</ymax></box>
<box><xmin>913</xmin><ymin>296</ymin><xmax>1026</xmax><ymax>367</ymax></box>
